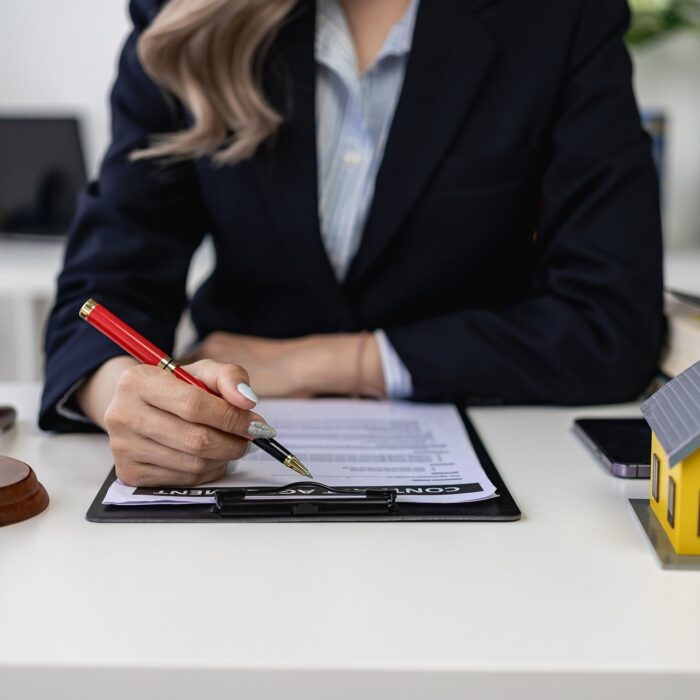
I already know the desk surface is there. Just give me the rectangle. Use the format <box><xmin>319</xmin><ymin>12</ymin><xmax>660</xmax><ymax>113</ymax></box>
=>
<box><xmin>1</xmin><ymin>384</ymin><xmax>699</xmax><ymax>700</ymax></box>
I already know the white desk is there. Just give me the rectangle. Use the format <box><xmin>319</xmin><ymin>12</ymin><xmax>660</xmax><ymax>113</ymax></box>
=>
<box><xmin>1</xmin><ymin>384</ymin><xmax>698</xmax><ymax>700</ymax></box>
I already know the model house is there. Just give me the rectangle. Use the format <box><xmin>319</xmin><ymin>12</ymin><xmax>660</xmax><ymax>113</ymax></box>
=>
<box><xmin>641</xmin><ymin>361</ymin><xmax>700</xmax><ymax>555</ymax></box>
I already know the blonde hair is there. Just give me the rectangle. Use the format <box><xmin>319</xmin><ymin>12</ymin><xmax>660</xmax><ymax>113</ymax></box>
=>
<box><xmin>130</xmin><ymin>0</ymin><xmax>297</xmax><ymax>166</ymax></box>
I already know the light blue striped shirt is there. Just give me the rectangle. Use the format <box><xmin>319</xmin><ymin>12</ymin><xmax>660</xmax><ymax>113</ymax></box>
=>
<box><xmin>315</xmin><ymin>0</ymin><xmax>418</xmax><ymax>398</ymax></box>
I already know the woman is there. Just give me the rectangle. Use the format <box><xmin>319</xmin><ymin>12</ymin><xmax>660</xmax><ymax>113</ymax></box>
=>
<box><xmin>41</xmin><ymin>0</ymin><xmax>663</xmax><ymax>487</ymax></box>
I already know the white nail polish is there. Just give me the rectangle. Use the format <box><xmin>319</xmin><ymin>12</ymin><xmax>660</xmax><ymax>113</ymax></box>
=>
<box><xmin>237</xmin><ymin>382</ymin><xmax>259</xmax><ymax>405</ymax></box>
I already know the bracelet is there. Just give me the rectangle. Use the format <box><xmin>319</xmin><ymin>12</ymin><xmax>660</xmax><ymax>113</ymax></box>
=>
<box><xmin>352</xmin><ymin>331</ymin><xmax>387</xmax><ymax>400</ymax></box>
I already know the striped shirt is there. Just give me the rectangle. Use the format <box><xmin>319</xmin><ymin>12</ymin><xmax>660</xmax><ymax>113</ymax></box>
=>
<box><xmin>315</xmin><ymin>0</ymin><xmax>419</xmax><ymax>398</ymax></box>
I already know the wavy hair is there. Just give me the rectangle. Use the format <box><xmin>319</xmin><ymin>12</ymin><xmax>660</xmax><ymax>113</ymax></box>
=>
<box><xmin>130</xmin><ymin>0</ymin><xmax>297</xmax><ymax>166</ymax></box>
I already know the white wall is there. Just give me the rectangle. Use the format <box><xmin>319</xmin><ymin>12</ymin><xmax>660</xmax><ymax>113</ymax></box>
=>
<box><xmin>632</xmin><ymin>34</ymin><xmax>700</xmax><ymax>250</ymax></box>
<box><xmin>0</xmin><ymin>0</ymin><xmax>131</xmax><ymax>177</ymax></box>
<box><xmin>0</xmin><ymin>1</ymin><xmax>698</xmax><ymax>244</ymax></box>
<box><xmin>0</xmin><ymin>1</ymin><xmax>130</xmax><ymax>381</ymax></box>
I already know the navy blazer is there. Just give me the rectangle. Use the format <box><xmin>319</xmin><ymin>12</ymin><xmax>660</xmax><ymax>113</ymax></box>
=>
<box><xmin>41</xmin><ymin>0</ymin><xmax>663</xmax><ymax>430</ymax></box>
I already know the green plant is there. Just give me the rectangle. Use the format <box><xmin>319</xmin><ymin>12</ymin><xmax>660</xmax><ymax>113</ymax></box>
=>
<box><xmin>627</xmin><ymin>0</ymin><xmax>700</xmax><ymax>45</ymax></box>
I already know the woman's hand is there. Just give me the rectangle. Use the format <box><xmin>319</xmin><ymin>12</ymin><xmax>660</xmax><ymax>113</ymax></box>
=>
<box><xmin>183</xmin><ymin>332</ymin><xmax>385</xmax><ymax>397</ymax></box>
<box><xmin>77</xmin><ymin>357</ymin><xmax>272</xmax><ymax>487</ymax></box>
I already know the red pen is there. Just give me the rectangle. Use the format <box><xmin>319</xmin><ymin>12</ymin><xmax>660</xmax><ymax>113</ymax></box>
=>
<box><xmin>79</xmin><ymin>299</ymin><xmax>311</xmax><ymax>478</ymax></box>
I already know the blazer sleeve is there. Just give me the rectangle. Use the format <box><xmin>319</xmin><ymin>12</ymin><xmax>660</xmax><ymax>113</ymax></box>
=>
<box><xmin>386</xmin><ymin>0</ymin><xmax>664</xmax><ymax>405</ymax></box>
<box><xmin>40</xmin><ymin>0</ymin><xmax>208</xmax><ymax>431</ymax></box>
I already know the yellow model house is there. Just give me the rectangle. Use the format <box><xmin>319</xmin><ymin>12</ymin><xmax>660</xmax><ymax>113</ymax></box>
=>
<box><xmin>641</xmin><ymin>361</ymin><xmax>700</xmax><ymax>556</ymax></box>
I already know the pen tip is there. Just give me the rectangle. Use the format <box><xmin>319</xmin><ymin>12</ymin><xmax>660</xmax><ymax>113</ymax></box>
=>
<box><xmin>286</xmin><ymin>455</ymin><xmax>312</xmax><ymax>479</ymax></box>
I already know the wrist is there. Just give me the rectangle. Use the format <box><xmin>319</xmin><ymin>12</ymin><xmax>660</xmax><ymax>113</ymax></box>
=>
<box><xmin>303</xmin><ymin>334</ymin><xmax>385</xmax><ymax>397</ymax></box>
<box><xmin>76</xmin><ymin>355</ymin><xmax>138</xmax><ymax>428</ymax></box>
<box><xmin>355</xmin><ymin>332</ymin><xmax>385</xmax><ymax>398</ymax></box>
<box><xmin>281</xmin><ymin>335</ymin><xmax>343</xmax><ymax>396</ymax></box>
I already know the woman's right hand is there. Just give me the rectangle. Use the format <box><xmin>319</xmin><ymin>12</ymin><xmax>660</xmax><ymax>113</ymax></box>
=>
<box><xmin>77</xmin><ymin>357</ymin><xmax>270</xmax><ymax>487</ymax></box>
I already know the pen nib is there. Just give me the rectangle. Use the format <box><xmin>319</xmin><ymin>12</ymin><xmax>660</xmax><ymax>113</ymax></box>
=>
<box><xmin>284</xmin><ymin>455</ymin><xmax>313</xmax><ymax>479</ymax></box>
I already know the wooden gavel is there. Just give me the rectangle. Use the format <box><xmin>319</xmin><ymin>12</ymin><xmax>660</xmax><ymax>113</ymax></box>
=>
<box><xmin>0</xmin><ymin>406</ymin><xmax>49</xmax><ymax>526</ymax></box>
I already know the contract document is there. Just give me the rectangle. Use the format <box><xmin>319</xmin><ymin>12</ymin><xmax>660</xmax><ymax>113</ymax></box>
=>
<box><xmin>103</xmin><ymin>399</ymin><xmax>497</xmax><ymax>506</ymax></box>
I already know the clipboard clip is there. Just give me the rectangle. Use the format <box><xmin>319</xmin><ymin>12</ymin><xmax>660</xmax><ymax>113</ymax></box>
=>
<box><xmin>214</xmin><ymin>481</ymin><xmax>397</xmax><ymax>518</ymax></box>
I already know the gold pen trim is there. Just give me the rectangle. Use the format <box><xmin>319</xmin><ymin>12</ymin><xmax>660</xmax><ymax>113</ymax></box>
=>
<box><xmin>284</xmin><ymin>454</ymin><xmax>313</xmax><ymax>479</ymax></box>
<box><xmin>157</xmin><ymin>355</ymin><xmax>178</xmax><ymax>373</ymax></box>
<box><xmin>79</xmin><ymin>298</ymin><xmax>97</xmax><ymax>320</ymax></box>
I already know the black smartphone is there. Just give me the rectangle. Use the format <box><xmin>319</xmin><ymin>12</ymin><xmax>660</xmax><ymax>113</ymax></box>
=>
<box><xmin>573</xmin><ymin>418</ymin><xmax>651</xmax><ymax>478</ymax></box>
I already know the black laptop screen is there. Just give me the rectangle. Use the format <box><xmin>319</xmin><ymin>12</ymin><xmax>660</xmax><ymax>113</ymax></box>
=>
<box><xmin>0</xmin><ymin>117</ymin><xmax>87</xmax><ymax>236</ymax></box>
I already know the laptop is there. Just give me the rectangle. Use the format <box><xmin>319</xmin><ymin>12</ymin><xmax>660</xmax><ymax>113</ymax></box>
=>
<box><xmin>0</xmin><ymin>116</ymin><xmax>87</xmax><ymax>238</ymax></box>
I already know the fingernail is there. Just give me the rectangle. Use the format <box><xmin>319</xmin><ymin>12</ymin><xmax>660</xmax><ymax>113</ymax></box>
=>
<box><xmin>237</xmin><ymin>383</ymin><xmax>259</xmax><ymax>405</ymax></box>
<box><xmin>248</xmin><ymin>421</ymin><xmax>277</xmax><ymax>439</ymax></box>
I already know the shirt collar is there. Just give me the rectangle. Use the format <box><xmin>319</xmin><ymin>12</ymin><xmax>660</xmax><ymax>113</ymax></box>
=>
<box><xmin>316</xmin><ymin>0</ymin><xmax>420</xmax><ymax>75</ymax></box>
<box><xmin>377</xmin><ymin>0</ymin><xmax>419</xmax><ymax>63</ymax></box>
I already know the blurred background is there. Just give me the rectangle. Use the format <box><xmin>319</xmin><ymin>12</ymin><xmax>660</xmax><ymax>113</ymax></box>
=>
<box><xmin>1</xmin><ymin>0</ymin><xmax>699</xmax><ymax>381</ymax></box>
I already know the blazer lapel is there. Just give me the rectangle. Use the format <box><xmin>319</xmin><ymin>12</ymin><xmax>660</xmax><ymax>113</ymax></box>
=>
<box><xmin>345</xmin><ymin>0</ymin><xmax>502</xmax><ymax>286</ymax></box>
<box><xmin>254</xmin><ymin>0</ymin><xmax>355</xmax><ymax>327</ymax></box>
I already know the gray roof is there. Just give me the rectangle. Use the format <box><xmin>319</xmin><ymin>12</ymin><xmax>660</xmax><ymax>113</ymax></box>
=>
<box><xmin>641</xmin><ymin>361</ymin><xmax>700</xmax><ymax>466</ymax></box>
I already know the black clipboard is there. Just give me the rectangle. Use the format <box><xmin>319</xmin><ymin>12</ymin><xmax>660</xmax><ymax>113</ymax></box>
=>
<box><xmin>86</xmin><ymin>412</ymin><xmax>521</xmax><ymax>523</ymax></box>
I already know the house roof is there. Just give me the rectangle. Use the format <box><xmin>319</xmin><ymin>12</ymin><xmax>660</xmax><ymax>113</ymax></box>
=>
<box><xmin>641</xmin><ymin>361</ymin><xmax>700</xmax><ymax>466</ymax></box>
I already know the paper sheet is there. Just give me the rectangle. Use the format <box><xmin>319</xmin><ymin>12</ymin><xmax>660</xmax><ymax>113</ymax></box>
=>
<box><xmin>103</xmin><ymin>399</ymin><xmax>497</xmax><ymax>505</ymax></box>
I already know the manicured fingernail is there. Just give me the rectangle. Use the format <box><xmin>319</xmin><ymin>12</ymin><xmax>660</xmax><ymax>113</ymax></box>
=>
<box><xmin>248</xmin><ymin>421</ymin><xmax>277</xmax><ymax>439</ymax></box>
<box><xmin>237</xmin><ymin>383</ymin><xmax>259</xmax><ymax>405</ymax></box>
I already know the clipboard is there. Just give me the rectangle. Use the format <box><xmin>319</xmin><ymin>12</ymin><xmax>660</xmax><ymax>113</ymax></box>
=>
<box><xmin>86</xmin><ymin>412</ymin><xmax>521</xmax><ymax>523</ymax></box>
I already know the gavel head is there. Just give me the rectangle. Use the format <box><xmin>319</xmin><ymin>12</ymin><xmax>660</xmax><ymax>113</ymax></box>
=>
<box><xmin>0</xmin><ymin>455</ymin><xmax>49</xmax><ymax>526</ymax></box>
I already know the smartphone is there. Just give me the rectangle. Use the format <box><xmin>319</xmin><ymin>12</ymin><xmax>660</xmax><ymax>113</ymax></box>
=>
<box><xmin>573</xmin><ymin>418</ymin><xmax>651</xmax><ymax>478</ymax></box>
